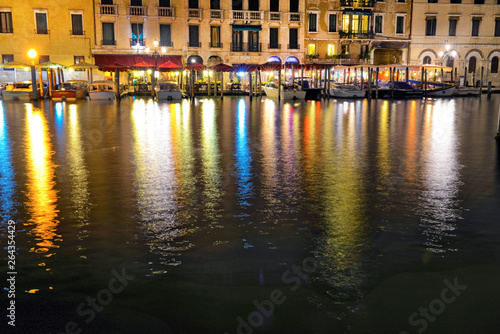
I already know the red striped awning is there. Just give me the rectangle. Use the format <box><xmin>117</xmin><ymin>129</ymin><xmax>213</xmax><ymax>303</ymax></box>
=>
<box><xmin>94</xmin><ymin>54</ymin><xmax>183</xmax><ymax>70</ymax></box>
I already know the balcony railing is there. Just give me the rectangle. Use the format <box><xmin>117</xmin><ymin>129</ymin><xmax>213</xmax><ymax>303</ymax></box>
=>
<box><xmin>102</xmin><ymin>39</ymin><xmax>116</xmax><ymax>46</ymax></box>
<box><xmin>231</xmin><ymin>43</ymin><xmax>261</xmax><ymax>52</ymax></box>
<box><xmin>130</xmin><ymin>38</ymin><xmax>146</xmax><ymax>47</ymax></box>
<box><xmin>70</xmin><ymin>29</ymin><xmax>85</xmax><ymax>36</ymax></box>
<box><xmin>268</xmin><ymin>43</ymin><xmax>281</xmax><ymax>49</ymax></box>
<box><xmin>288</xmin><ymin>44</ymin><xmax>300</xmax><ymax>49</ymax></box>
<box><xmin>210</xmin><ymin>9</ymin><xmax>224</xmax><ymax>19</ymax></box>
<box><xmin>159</xmin><ymin>40</ymin><xmax>173</xmax><ymax>47</ymax></box>
<box><xmin>35</xmin><ymin>28</ymin><xmax>49</xmax><ymax>35</ymax></box>
<box><xmin>340</xmin><ymin>0</ymin><xmax>375</xmax><ymax>7</ymax></box>
<box><xmin>339</xmin><ymin>30</ymin><xmax>375</xmax><ymax>39</ymax></box>
<box><xmin>210</xmin><ymin>42</ymin><xmax>223</xmax><ymax>48</ymax></box>
<box><xmin>230</xmin><ymin>10</ymin><xmax>264</xmax><ymax>22</ymax></box>
<box><xmin>157</xmin><ymin>7</ymin><xmax>175</xmax><ymax>18</ymax></box>
<box><xmin>269</xmin><ymin>12</ymin><xmax>282</xmax><ymax>21</ymax></box>
<box><xmin>128</xmin><ymin>6</ymin><xmax>146</xmax><ymax>16</ymax></box>
<box><xmin>288</xmin><ymin>13</ymin><xmax>301</xmax><ymax>22</ymax></box>
<box><xmin>188</xmin><ymin>41</ymin><xmax>201</xmax><ymax>47</ymax></box>
<box><xmin>98</xmin><ymin>4</ymin><xmax>117</xmax><ymax>15</ymax></box>
<box><xmin>188</xmin><ymin>8</ymin><xmax>202</xmax><ymax>19</ymax></box>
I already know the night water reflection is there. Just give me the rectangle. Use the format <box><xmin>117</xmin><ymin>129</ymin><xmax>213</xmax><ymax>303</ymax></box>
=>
<box><xmin>1</xmin><ymin>96</ymin><xmax>499</xmax><ymax>333</ymax></box>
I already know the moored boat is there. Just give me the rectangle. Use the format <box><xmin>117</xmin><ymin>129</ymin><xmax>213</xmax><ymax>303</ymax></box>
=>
<box><xmin>329</xmin><ymin>83</ymin><xmax>366</xmax><ymax>98</ymax></box>
<box><xmin>155</xmin><ymin>80</ymin><xmax>183</xmax><ymax>100</ymax></box>
<box><xmin>372</xmin><ymin>81</ymin><xmax>423</xmax><ymax>99</ymax></box>
<box><xmin>2</xmin><ymin>81</ymin><xmax>46</xmax><ymax>100</ymax></box>
<box><xmin>425</xmin><ymin>85</ymin><xmax>456</xmax><ymax>97</ymax></box>
<box><xmin>263</xmin><ymin>82</ymin><xmax>306</xmax><ymax>100</ymax></box>
<box><xmin>52</xmin><ymin>81</ymin><xmax>88</xmax><ymax>101</ymax></box>
<box><xmin>88</xmin><ymin>80</ymin><xmax>116</xmax><ymax>100</ymax></box>
<box><xmin>453</xmin><ymin>86</ymin><xmax>480</xmax><ymax>96</ymax></box>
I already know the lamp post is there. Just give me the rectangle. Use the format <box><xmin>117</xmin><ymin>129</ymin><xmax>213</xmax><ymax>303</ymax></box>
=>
<box><xmin>151</xmin><ymin>39</ymin><xmax>159</xmax><ymax>97</ymax></box>
<box><xmin>28</xmin><ymin>49</ymin><xmax>37</xmax><ymax>100</ymax></box>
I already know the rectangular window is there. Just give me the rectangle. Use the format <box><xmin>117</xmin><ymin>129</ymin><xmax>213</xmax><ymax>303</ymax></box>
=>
<box><xmin>495</xmin><ymin>19</ymin><xmax>500</xmax><ymax>37</ymax></box>
<box><xmin>159</xmin><ymin>0</ymin><xmax>170</xmax><ymax>6</ymax></box>
<box><xmin>269</xmin><ymin>27</ymin><xmax>279</xmax><ymax>48</ymax></box>
<box><xmin>188</xmin><ymin>0</ymin><xmax>198</xmax><ymax>9</ymax></box>
<box><xmin>74</xmin><ymin>56</ymin><xmax>85</xmax><ymax>64</ymax></box>
<box><xmin>289</xmin><ymin>28</ymin><xmax>298</xmax><ymax>48</ymax></box>
<box><xmin>449</xmin><ymin>18</ymin><xmax>457</xmax><ymax>36</ymax></box>
<box><xmin>131</xmin><ymin>0</ymin><xmax>142</xmax><ymax>5</ymax></box>
<box><xmin>327</xmin><ymin>44</ymin><xmax>335</xmax><ymax>56</ymax></box>
<box><xmin>131</xmin><ymin>23</ymin><xmax>143</xmax><ymax>44</ymax></box>
<box><xmin>328</xmin><ymin>14</ymin><xmax>337</xmax><ymax>33</ymax></box>
<box><xmin>375</xmin><ymin>15</ymin><xmax>383</xmax><ymax>34</ymax></box>
<box><xmin>210</xmin><ymin>26</ymin><xmax>221</xmax><ymax>47</ymax></box>
<box><xmin>428</xmin><ymin>0</ymin><xmax>437</xmax><ymax>3</ymax></box>
<box><xmin>189</xmin><ymin>25</ymin><xmax>199</xmax><ymax>46</ymax></box>
<box><xmin>102</xmin><ymin>0</ymin><xmax>114</xmax><ymax>4</ymax></box>
<box><xmin>0</xmin><ymin>12</ymin><xmax>13</xmax><ymax>33</ymax></box>
<box><xmin>232</xmin><ymin>0</ymin><xmax>242</xmax><ymax>10</ymax></box>
<box><xmin>211</xmin><ymin>0</ymin><xmax>220</xmax><ymax>9</ymax></box>
<box><xmin>307</xmin><ymin>44</ymin><xmax>316</xmax><ymax>56</ymax></box>
<box><xmin>270</xmin><ymin>0</ymin><xmax>279</xmax><ymax>12</ymax></box>
<box><xmin>71</xmin><ymin>14</ymin><xmax>83</xmax><ymax>35</ymax></box>
<box><xmin>35</xmin><ymin>12</ymin><xmax>48</xmax><ymax>34</ymax></box>
<box><xmin>397</xmin><ymin>0</ymin><xmax>405</xmax><ymax>2</ymax></box>
<box><xmin>341</xmin><ymin>44</ymin><xmax>349</xmax><ymax>55</ymax></box>
<box><xmin>471</xmin><ymin>18</ymin><xmax>480</xmax><ymax>36</ymax></box>
<box><xmin>396</xmin><ymin>16</ymin><xmax>404</xmax><ymax>34</ymax></box>
<box><xmin>425</xmin><ymin>17</ymin><xmax>436</xmax><ymax>36</ymax></box>
<box><xmin>289</xmin><ymin>0</ymin><xmax>298</xmax><ymax>13</ymax></box>
<box><xmin>102</xmin><ymin>22</ymin><xmax>115</xmax><ymax>45</ymax></box>
<box><xmin>308</xmin><ymin>13</ymin><xmax>317</xmax><ymax>32</ymax></box>
<box><xmin>248</xmin><ymin>0</ymin><xmax>259</xmax><ymax>11</ymax></box>
<box><xmin>450</xmin><ymin>0</ymin><xmax>461</xmax><ymax>3</ymax></box>
<box><xmin>160</xmin><ymin>24</ymin><xmax>171</xmax><ymax>46</ymax></box>
<box><xmin>474</xmin><ymin>0</ymin><xmax>484</xmax><ymax>3</ymax></box>
<box><xmin>2</xmin><ymin>54</ymin><xmax>14</xmax><ymax>63</ymax></box>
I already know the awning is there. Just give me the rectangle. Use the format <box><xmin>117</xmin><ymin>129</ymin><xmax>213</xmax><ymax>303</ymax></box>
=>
<box><xmin>93</xmin><ymin>55</ymin><xmax>183</xmax><ymax>70</ymax></box>
<box><xmin>372</xmin><ymin>41</ymin><xmax>409</xmax><ymax>49</ymax></box>
<box><xmin>232</xmin><ymin>24</ymin><xmax>262</xmax><ymax>31</ymax></box>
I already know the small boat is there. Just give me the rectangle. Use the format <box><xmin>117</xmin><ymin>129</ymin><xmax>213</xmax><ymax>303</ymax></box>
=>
<box><xmin>425</xmin><ymin>85</ymin><xmax>456</xmax><ymax>97</ymax></box>
<box><xmin>155</xmin><ymin>80</ymin><xmax>182</xmax><ymax>100</ymax></box>
<box><xmin>88</xmin><ymin>80</ymin><xmax>116</xmax><ymax>100</ymax></box>
<box><xmin>2</xmin><ymin>81</ymin><xmax>47</xmax><ymax>100</ymax></box>
<box><xmin>52</xmin><ymin>81</ymin><xmax>88</xmax><ymax>101</ymax></box>
<box><xmin>329</xmin><ymin>83</ymin><xmax>366</xmax><ymax>98</ymax></box>
<box><xmin>263</xmin><ymin>82</ymin><xmax>306</xmax><ymax>100</ymax></box>
<box><xmin>453</xmin><ymin>86</ymin><xmax>480</xmax><ymax>96</ymax></box>
<box><xmin>373</xmin><ymin>81</ymin><xmax>423</xmax><ymax>99</ymax></box>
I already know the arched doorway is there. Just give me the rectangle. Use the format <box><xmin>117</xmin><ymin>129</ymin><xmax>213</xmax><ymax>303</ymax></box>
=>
<box><xmin>207</xmin><ymin>55</ymin><xmax>222</xmax><ymax>67</ymax></box>
<box><xmin>423</xmin><ymin>56</ymin><xmax>431</xmax><ymax>65</ymax></box>
<box><xmin>187</xmin><ymin>55</ymin><xmax>203</xmax><ymax>65</ymax></box>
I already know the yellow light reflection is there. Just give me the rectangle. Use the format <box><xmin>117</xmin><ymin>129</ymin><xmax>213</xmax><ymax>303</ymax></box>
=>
<box><xmin>24</xmin><ymin>106</ymin><xmax>60</xmax><ymax>256</ymax></box>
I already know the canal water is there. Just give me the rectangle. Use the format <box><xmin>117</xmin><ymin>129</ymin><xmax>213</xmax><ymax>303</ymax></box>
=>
<box><xmin>1</xmin><ymin>96</ymin><xmax>500</xmax><ymax>334</ymax></box>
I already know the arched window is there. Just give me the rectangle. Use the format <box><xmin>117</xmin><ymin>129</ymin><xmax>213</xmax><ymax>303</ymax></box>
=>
<box><xmin>491</xmin><ymin>56</ymin><xmax>499</xmax><ymax>74</ymax></box>
<box><xmin>468</xmin><ymin>57</ymin><xmax>476</xmax><ymax>73</ymax></box>
<box><xmin>423</xmin><ymin>56</ymin><xmax>431</xmax><ymax>64</ymax></box>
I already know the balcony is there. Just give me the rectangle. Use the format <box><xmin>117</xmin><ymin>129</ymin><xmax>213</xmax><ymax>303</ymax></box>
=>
<box><xmin>102</xmin><ymin>39</ymin><xmax>116</xmax><ymax>46</ymax></box>
<box><xmin>159</xmin><ymin>40</ymin><xmax>173</xmax><ymax>47</ymax></box>
<box><xmin>210</xmin><ymin>10</ymin><xmax>224</xmax><ymax>20</ymax></box>
<box><xmin>35</xmin><ymin>28</ymin><xmax>49</xmax><ymax>35</ymax></box>
<box><xmin>268</xmin><ymin>43</ymin><xmax>281</xmax><ymax>49</ymax></box>
<box><xmin>157</xmin><ymin>7</ymin><xmax>175</xmax><ymax>18</ymax></box>
<box><xmin>288</xmin><ymin>44</ymin><xmax>300</xmax><ymax>49</ymax></box>
<box><xmin>339</xmin><ymin>30</ymin><xmax>374</xmax><ymax>39</ymax></box>
<box><xmin>188</xmin><ymin>41</ymin><xmax>201</xmax><ymax>48</ymax></box>
<box><xmin>128</xmin><ymin>6</ymin><xmax>147</xmax><ymax>16</ymax></box>
<box><xmin>269</xmin><ymin>12</ymin><xmax>282</xmax><ymax>22</ymax></box>
<box><xmin>288</xmin><ymin>13</ymin><xmax>302</xmax><ymax>23</ymax></box>
<box><xmin>70</xmin><ymin>29</ymin><xmax>85</xmax><ymax>36</ymax></box>
<box><xmin>210</xmin><ymin>42</ymin><xmax>223</xmax><ymax>48</ymax></box>
<box><xmin>98</xmin><ymin>4</ymin><xmax>117</xmax><ymax>16</ymax></box>
<box><xmin>340</xmin><ymin>0</ymin><xmax>375</xmax><ymax>8</ymax></box>
<box><xmin>188</xmin><ymin>8</ymin><xmax>202</xmax><ymax>20</ymax></box>
<box><xmin>130</xmin><ymin>38</ymin><xmax>146</xmax><ymax>47</ymax></box>
<box><xmin>230</xmin><ymin>10</ymin><xmax>264</xmax><ymax>22</ymax></box>
<box><xmin>231</xmin><ymin>43</ymin><xmax>261</xmax><ymax>52</ymax></box>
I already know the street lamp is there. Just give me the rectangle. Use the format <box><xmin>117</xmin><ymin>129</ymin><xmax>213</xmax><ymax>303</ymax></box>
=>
<box><xmin>151</xmin><ymin>39</ymin><xmax>159</xmax><ymax>97</ymax></box>
<box><xmin>28</xmin><ymin>49</ymin><xmax>38</xmax><ymax>100</ymax></box>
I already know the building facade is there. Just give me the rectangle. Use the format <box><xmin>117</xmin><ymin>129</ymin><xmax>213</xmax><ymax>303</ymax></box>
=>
<box><xmin>410</xmin><ymin>0</ymin><xmax>500</xmax><ymax>86</ymax></box>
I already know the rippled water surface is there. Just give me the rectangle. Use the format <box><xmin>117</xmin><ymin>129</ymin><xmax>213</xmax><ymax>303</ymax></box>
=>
<box><xmin>1</xmin><ymin>96</ymin><xmax>500</xmax><ymax>333</ymax></box>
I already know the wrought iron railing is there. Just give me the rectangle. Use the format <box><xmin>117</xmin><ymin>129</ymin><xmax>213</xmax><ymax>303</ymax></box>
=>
<box><xmin>340</xmin><ymin>0</ymin><xmax>375</xmax><ymax>7</ymax></box>
<box><xmin>339</xmin><ymin>30</ymin><xmax>375</xmax><ymax>39</ymax></box>
<box><xmin>231</xmin><ymin>43</ymin><xmax>262</xmax><ymax>52</ymax></box>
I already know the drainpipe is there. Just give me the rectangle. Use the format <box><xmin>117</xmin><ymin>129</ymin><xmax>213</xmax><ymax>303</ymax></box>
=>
<box><xmin>92</xmin><ymin>0</ymin><xmax>97</xmax><ymax>46</ymax></box>
<box><xmin>407</xmin><ymin>0</ymin><xmax>413</xmax><ymax>65</ymax></box>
